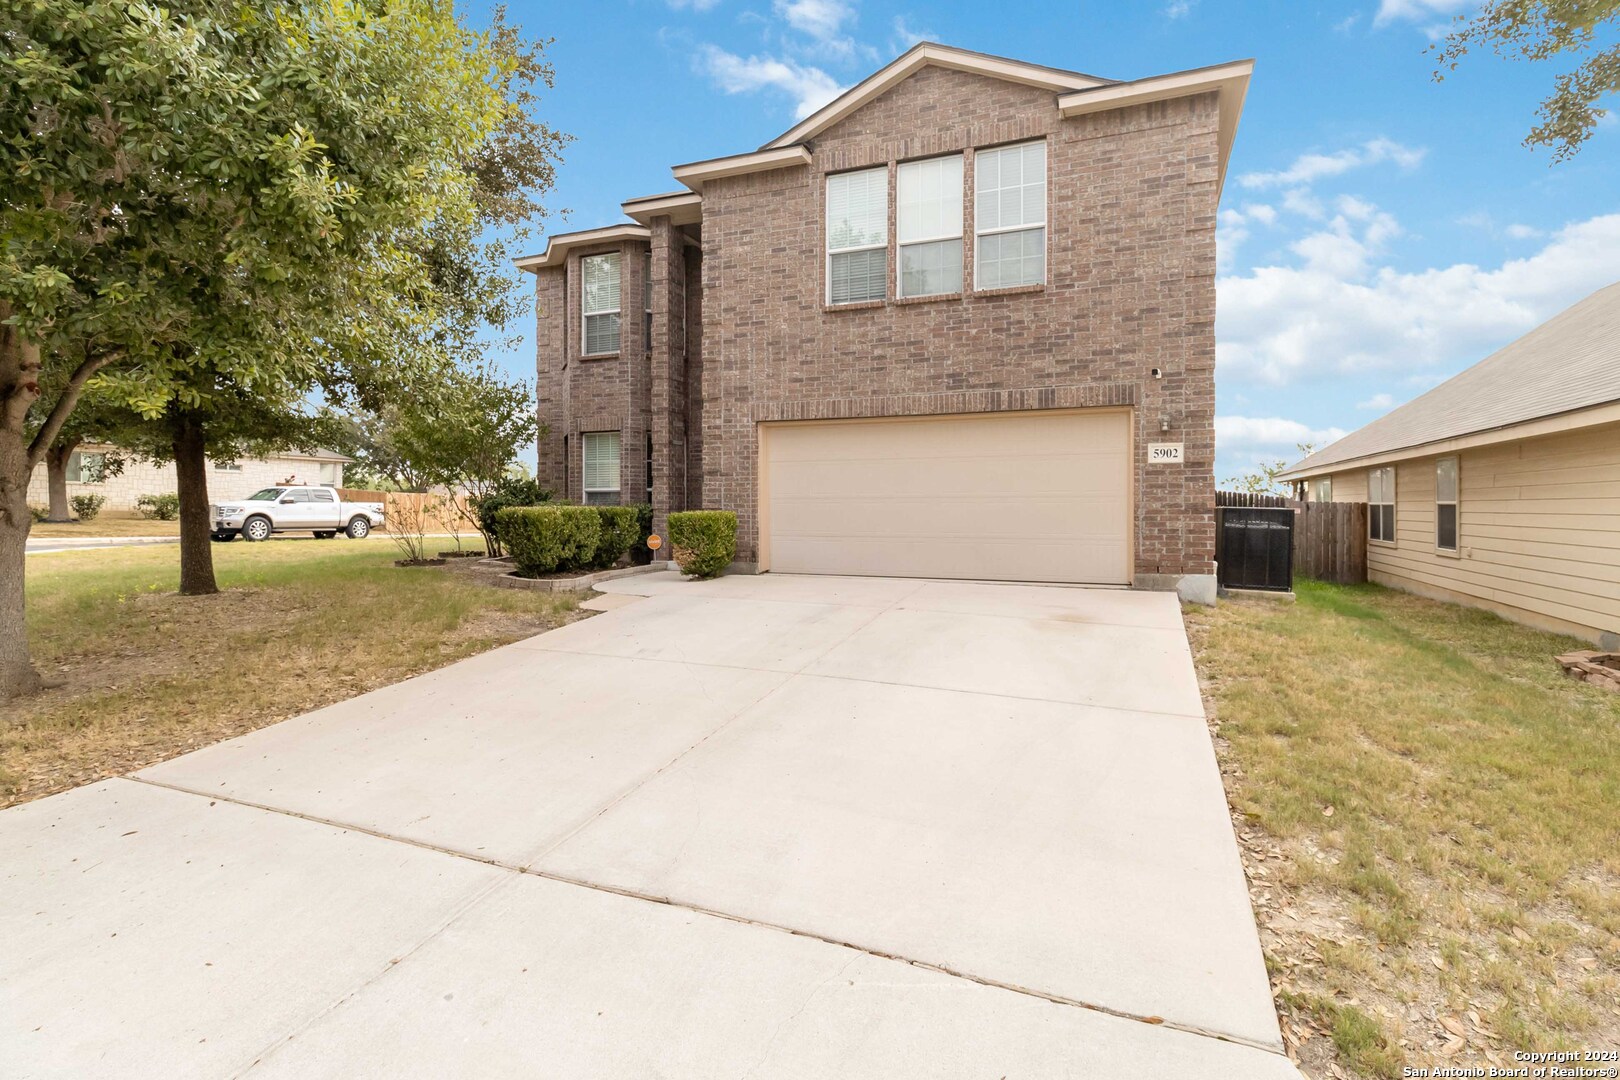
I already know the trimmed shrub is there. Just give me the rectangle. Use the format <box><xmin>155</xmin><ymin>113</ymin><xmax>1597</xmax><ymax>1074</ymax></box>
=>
<box><xmin>590</xmin><ymin>506</ymin><xmax>640</xmax><ymax>570</ymax></box>
<box><xmin>135</xmin><ymin>493</ymin><xmax>181</xmax><ymax>520</ymax></box>
<box><xmin>495</xmin><ymin>505</ymin><xmax>600</xmax><ymax>576</ymax></box>
<box><xmin>70</xmin><ymin>493</ymin><xmax>105</xmax><ymax>521</ymax></box>
<box><xmin>668</xmin><ymin>510</ymin><xmax>736</xmax><ymax>579</ymax></box>
<box><xmin>628</xmin><ymin>503</ymin><xmax>655</xmax><ymax>565</ymax></box>
<box><xmin>29</xmin><ymin>505</ymin><xmax>49</xmax><ymax>523</ymax></box>
<box><xmin>474</xmin><ymin>476</ymin><xmax>551</xmax><ymax>556</ymax></box>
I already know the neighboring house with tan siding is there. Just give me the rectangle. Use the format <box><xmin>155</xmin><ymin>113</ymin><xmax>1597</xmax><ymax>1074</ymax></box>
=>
<box><xmin>1278</xmin><ymin>282</ymin><xmax>1620</xmax><ymax>648</ymax></box>
<box><xmin>26</xmin><ymin>446</ymin><xmax>351</xmax><ymax>515</ymax></box>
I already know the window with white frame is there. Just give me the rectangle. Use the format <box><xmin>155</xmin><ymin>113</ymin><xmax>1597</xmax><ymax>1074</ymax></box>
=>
<box><xmin>213</xmin><ymin>460</ymin><xmax>242</xmax><ymax>473</ymax></box>
<box><xmin>583</xmin><ymin>431</ymin><xmax>621</xmax><ymax>505</ymax></box>
<box><xmin>974</xmin><ymin>141</ymin><xmax>1046</xmax><ymax>290</ymax></box>
<box><xmin>318</xmin><ymin>462</ymin><xmax>341</xmax><ymax>486</ymax></box>
<box><xmin>1435</xmin><ymin>457</ymin><xmax>1458</xmax><ymax>551</ymax></box>
<box><xmin>1311</xmin><ymin>477</ymin><xmax>1332</xmax><ymax>503</ymax></box>
<box><xmin>897</xmin><ymin>155</ymin><xmax>963</xmax><ymax>298</ymax></box>
<box><xmin>581</xmin><ymin>253</ymin><xmax>621</xmax><ymax>355</ymax></box>
<box><xmin>826</xmin><ymin>167</ymin><xmax>887</xmax><ymax>304</ymax></box>
<box><xmin>68</xmin><ymin>451</ymin><xmax>107</xmax><ymax>484</ymax></box>
<box><xmin>1369</xmin><ymin>466</ymin><xmax>1396</xmax><ymax>543</ymax></box>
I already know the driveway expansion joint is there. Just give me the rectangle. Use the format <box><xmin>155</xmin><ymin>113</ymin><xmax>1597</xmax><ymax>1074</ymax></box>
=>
<box><xmin>126</xmin><ymin>773</ymin><xmax>1289</xmax><ymax>1061</ymax></box>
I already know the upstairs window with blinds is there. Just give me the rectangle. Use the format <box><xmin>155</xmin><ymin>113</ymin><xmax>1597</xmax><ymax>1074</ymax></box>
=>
<box><xmin>975</xmin><ymin>141</ymin><xmax>1046</xmax><ymax>290</ymax></box>
<box><xmin>1435</xmin><ymin>457</ymin><xmax>1459</xmax><ymax>551</ymax></box>
<box><xmin>581</xmin><ymin>253</ymin><xmax>621</xmax><ymax>355</ymax></box>
<box><xmin>1369</xmin><ymin>466</ymin><xmax>1396</xmax><ymax>543</ymax></box>
<box><xmin>583</xmin><ymin>432</ymin><xmax>621</xmax><ymax>505</ymax></box>
<box><xmin>897</xmin><ymin>155</ymin><xmax>963</xmax><ymax>298</ymax></box>
<box><xmin>826</xmin><ymin>167</ymin><xmax>887</xmax><ymax>305</ymax></box>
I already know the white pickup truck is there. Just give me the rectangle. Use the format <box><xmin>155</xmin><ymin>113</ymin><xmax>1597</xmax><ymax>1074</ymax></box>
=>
<box><xmin>212</xmin><ymin>486</ymin><xmax>385</xmax><ymax>542</ymax></box>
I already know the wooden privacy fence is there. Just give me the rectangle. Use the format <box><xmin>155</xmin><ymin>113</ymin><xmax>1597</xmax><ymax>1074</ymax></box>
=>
<box><xmin>1214</xmin><ymin>491</ymin><xmax>1293</xmax><ymax>509</ymax></box>
<box><xmin>1293</xmin><ymin>501</ymin><xmax>1367</xmax><ymax>584</ymax></box>
<box><xmin>338</xmin><ymin>489</ymin><xmax>475</xmax><ymax>535</ymax></box>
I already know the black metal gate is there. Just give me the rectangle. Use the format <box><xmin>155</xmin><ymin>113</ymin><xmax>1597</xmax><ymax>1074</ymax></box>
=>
<box><xmin>1216</xmin><ymin>507</ymin><xmax>1294</xmax><ymax>592</ymax></box>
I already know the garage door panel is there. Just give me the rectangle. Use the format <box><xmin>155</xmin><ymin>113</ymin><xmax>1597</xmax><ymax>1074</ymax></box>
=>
<box><xmin>763</xmin><ymin>411</ymin><xmax>1132</xmax><ymax>585</ymax></box>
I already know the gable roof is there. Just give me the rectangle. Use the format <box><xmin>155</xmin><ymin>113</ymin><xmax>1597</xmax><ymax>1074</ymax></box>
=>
<box><xmin>1278</xmin><ymin>282</ymin><xmax>1620</xmax><ymax>480</ymax></box>
<box><xmin>761</xmin><ymin>43</ymin><xmax>1115</xmax><ymax>150</ymax></box>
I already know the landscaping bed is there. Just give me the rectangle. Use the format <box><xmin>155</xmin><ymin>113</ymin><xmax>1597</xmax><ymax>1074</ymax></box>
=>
<box><xmin>3</xmin><ymin>542</ymin><xmax>585</xmax><ymax>808</ymax></box>
<box><xmin>1186</xmin><ymin>581</ymin><xmax>1620</xmax><ymax>1079</ymax></box>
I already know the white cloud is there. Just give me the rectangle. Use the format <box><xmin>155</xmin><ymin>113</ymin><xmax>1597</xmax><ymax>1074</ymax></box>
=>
<box><xmin>1243</xmin><ymin>203</ymin><xmax>1278</xmax><ymax>226</ymax></box>
<box><xmin>1357</xmin><ymin>393</ymin><xmax>1396</xmax><ymax>410</ymax></box>
<box><xmin>1216</xmin><ymin>416</ymin><xmax>1350</xmax><ymax>459</ymax></box>
<box><xmin>1239</xmin><ymin>138</ymin><xmax>1426</xmax><ymax>189</ymax></box>
<box><xmin>1373</xmin><ymin>0</ymin><xmax>1468</xmax><ymax>27</ymax></box>
<box><xmin>1217</xmin><ymin>212</ymin><xmax>1620</xmax><ymax>385</ymax></box>
<box><xmin>1165</xmin><ymin>0</ymin><xmax>1195</xmax><ymax>18</ymax></box>
<box><xmin>1505</xmin><ymin>223</ymin><xmax>1543</xmax><ymax>240</ymax></box>
<box><xmin>775</xmin><ymin>0</ymin><xmax>854</xmax><ymax>40</ymax></box>
<box><xmin>696</xmin><ymin>45</ymin><xmax>845</xmax><ymax>119</ymax></box>
<box><xmin>666</xmin><ymin>0</ymin><xmax>723</xmax><ymax>9</ymax></box>
<box><xmin>891</xmin><ymin>15</ymin><xmax>933</xmax><ymax>48</ymax></box>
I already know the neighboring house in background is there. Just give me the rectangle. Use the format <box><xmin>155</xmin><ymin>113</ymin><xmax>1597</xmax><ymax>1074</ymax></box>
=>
<box><xmin>1279</xmin><ymin>282</ymin><xmax>1620</xmax><ymax>648</ymax></box>
<box><xmin>26</xmin><ymin>445</ymin><xmax>351</xmax><ymax>514</ymax></box>
<box><xmin>519</xmin><ymin>43</ymin><xmax>1253</xmax><ymax>601</ymax></box>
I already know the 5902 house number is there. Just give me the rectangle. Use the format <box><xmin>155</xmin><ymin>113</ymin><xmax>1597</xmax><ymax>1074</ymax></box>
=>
<box><xmin>1148</xmin><ymin>443</ymin><xmax>1184</xmax><ymax>463</ymax></box>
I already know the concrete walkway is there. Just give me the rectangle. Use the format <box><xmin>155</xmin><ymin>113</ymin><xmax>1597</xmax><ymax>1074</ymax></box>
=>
<box><xmin>0</xmin><ymin>572</ymin><xmax>1301</xmax><ymax>1079</ymax></box>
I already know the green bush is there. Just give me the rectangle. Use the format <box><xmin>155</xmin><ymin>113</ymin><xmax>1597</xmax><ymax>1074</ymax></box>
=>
<box><xmin>474</xmin><ymin>476</ymin><xmax>551</xmax><ymax>556</ymax></box>
<box><xmin>628</xmin><ymin>503</ymin><xmax>655</xmax><ymax>565</ymax></box>
<box><xmin>668</xmin><ymin>510</ymin><xmax>737</xmax><ymax>579</ymax></box>
<box><xmin>29</xmin><ymin>505</ymin><xmax>49</xmax><ymax>523</ymax></box>
<box><xmin>495</xmin><ymin>505</ymin><xmax>600</xmax><ymax>576</ymax></box>
<box><xmin>70</xmin><ymin>493</ymin><xmax>105</xmax><ymax>521</ymax></box>
<box><xmin>590</xmin><ymin>506</ymin><xmax>640</xmax><ymax>569</ymax></box>
<box><xmin>135</xmin><ymin>493</ymin><xmax>181</xmax><ymax>520</ymax></box>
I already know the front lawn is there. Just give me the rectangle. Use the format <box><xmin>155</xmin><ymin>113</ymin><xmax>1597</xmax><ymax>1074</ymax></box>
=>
<box><xmin>1187</xmin><ymin>582</ymin><xmax>1620</xmax><ymax>1079</ymax></box>
<box><xmin>29</xmin><ymin>512</ymin><xmax>183</xmax><ymax>538</ymax></box>
<box><xmin>3</xmin><ymin>542</ymin><xmax>581</xmax><ymax>807</ymax></box>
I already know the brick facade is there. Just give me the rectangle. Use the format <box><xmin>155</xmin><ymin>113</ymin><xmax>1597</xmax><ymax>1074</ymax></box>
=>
<box><xmin>532</xmin><ymin>59</ymin><xmax>1222</xmax><ymax>584</ymax></box>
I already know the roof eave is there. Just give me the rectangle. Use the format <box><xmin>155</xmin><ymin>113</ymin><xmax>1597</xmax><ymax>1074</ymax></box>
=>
<box><xmin>514</xmin><ymin>224</ymin><xmax>652</xmax><ymax>272</ymax></box>
<box><xmin>671</xmin><ymin>145</ymin><xmax>812</xmax><ymax>194</ymax></box>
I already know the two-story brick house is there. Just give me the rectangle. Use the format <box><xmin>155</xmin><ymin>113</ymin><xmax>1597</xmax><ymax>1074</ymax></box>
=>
<box><xmin>519</xmin><ymin>44</ymin><xmax>1251</xmax><ymax>601</ymax></box>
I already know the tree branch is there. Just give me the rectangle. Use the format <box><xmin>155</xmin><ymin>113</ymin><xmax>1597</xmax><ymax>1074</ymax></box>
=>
<box><xmin>27</xmin><ymin>350</ymin><xmax>119</xmax><ymax>468</ymax></box>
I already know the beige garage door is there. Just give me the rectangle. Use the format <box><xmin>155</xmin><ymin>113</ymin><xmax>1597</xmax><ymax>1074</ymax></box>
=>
<box><xmin>761</xmin><ymin>409</ymin><xmax>1131</xmax><ymax>584</ymax></box>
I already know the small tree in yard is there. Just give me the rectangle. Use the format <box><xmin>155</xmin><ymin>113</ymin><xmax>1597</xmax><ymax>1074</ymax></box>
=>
<box><xmin>1224</xmin><ymin>443</ymin><xmax>1316</xmax><ymax>496</ymax></box>
<box><xmin>1</xmin><ymin>2</ymin><xmax>563</xmax><ymax>700</ymax></box>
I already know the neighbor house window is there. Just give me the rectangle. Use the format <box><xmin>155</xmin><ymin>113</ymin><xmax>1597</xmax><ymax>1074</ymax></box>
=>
<box><xmin>1369</xmin><ymin>466</ymin><xmax>1396</xmax><ymax>543</ymax></box>
<box><xmin>1311</xmin><ymin>477</ymin><xmax>1332</xmax><ymax>503</ymax></box>
<box><xmin>897</xmin><ymin>155</ymin><xmax>963</xmax><ymax>298</ymax></box>
<box><xmin>581</xmin><ymin>253</ymin><xmax>621</xmax><ymax>355</ymax></box>
<box><xmin>213</xmin><ymin>461</ymin><xmax>242</xmax><ymax>473</ymax></box>
<box><xmin>318</xmin><ymin>462</ymin><xmax>341</xmax><ymax>486</ymax></box>
<box><xmin>583</xmin><ymin>431</ymin><xmax>621</xmax><ymax>505</ymax></box>
<box><xmin>1436</xmin><ymin>457</ymin><xmax>1458</xmax><ymax>551</ymax></box>
<box><xmin>826</xmin><ymin>167</ymin><xmax>887</xmax><ymax>305</ymax></box>
<box><xmin>68</xmin><ymin>451</ymin><xmax>107</xmax><ymax>484</ymax></box>
<box><xmin>974</xmin><ymin>141</ymin><xmax>1046</xmax><ymax>290</ymax></box>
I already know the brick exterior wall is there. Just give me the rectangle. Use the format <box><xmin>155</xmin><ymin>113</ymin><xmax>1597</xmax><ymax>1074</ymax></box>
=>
<box><xmin>534</xmin><ymin>62</ymin><xmax>1220</xmax><ymax>581</ymax></box>
<box><xmin>699</xmin><ymin>66</ymin><xmax>1219</xmax><ymax>576</ymax></box>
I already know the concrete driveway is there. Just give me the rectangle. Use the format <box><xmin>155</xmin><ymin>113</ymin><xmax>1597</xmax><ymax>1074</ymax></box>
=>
<box><xmin>1</xmin><ymin>571</ymin><xmax>1300</xmax><ymax>1079</ymax></box>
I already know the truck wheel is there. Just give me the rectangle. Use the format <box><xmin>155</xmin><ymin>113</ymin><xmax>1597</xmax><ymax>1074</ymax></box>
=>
<box><xmin>345</xmin><ymin>516</ymin><xmax>371</xmax><ymax>539</ymax></box>
<box><xmin>242</xmin><ymin>516</ymin><xmax>272</xmax><ymax>542</ymax></box>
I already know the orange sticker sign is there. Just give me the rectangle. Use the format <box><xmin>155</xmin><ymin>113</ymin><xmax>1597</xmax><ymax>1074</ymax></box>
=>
<box><xmin>647</xmin><ymin>534</ymin><xmax>663</xmax><ymax>551</ymax></box>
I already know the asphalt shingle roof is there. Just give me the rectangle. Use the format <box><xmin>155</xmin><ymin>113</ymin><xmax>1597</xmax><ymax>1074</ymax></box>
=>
<box><xmin>1279</xmin><ymin>281</ymin><xmax>1620</xmax><ymax>479</ymax></box>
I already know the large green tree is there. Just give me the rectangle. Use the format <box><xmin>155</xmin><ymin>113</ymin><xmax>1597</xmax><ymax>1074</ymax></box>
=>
<box><xmin>1433</xmin><ymin>1</ymin><xmax>1620</xmax><ymax>160</ymax></box>
<box><xmin>0</xmin><ymin>0</ymin><xmax>524</xmax><ymax>698</ymax></box>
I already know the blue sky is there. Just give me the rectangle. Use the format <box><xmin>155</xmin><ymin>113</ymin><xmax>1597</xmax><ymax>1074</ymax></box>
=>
<box><xmin>467</xmin><ymin>0</ymin><xmax>1620</xmax><ymax>483</ymax></box>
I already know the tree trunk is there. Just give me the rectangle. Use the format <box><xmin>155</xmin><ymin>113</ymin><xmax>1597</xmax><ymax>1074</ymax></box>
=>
<box><xmin>0</xmin><ymin>310</ymin><xmax>43</xmax><ymax>700</ymax></box>
<box><xmin>172</xmin><ymin>411</ymin><xmax>218</xmax><ymax>596</ymax></box>
<box><xmin>44</xmin><ymin>440</ymin><xmax>78</xmax><ymax>522</ymax></box>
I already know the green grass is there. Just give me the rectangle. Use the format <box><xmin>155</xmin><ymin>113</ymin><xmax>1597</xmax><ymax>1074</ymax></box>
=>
<box><xmin>4</xmin><ymin>540</ymin><xmax>580</xmax><ymax>806</ymax></box>
<box><xmin>1189</xmin><ymin>580</ymin><xmax>1620</xmax><ymax>1078</ymax></box>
